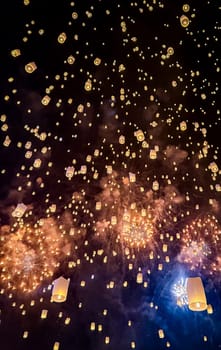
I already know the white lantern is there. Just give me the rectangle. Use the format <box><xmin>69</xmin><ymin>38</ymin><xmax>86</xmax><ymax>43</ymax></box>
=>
<box><xmin>66</xmin><ymin>166</ymin><xmax>75</xmax><ymax>180</ymax></box>
<box><xmin>51</xmin><ymin>277</ymin><xmax>70</xmax><ymax>303</ymax></box>
<box><xmin>129</xmin><ymin>172</ymin><xmax>136</xmax><ymax>182</ymax></box>
<box><xmin>12</xmin><ymin>203</ymin><xmax>27</xmax><ymax>218</ymax></box>
<box><xmin>186</xmin><ymin>277</ymin><xmax>207</xmax><ymax>311</ymax></box>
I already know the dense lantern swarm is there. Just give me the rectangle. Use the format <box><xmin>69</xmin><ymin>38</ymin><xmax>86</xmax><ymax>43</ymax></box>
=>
<box><xmin>0</xmin><ymin>0</ymin><xmax>221</xmax><ymax>349</ymax></box>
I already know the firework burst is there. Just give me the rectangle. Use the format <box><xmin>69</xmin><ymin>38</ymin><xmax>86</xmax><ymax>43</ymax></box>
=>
<box><xmin>177</xmin><ymin>215</ymin><xmax>221</xmax><ymax>274</ymax></box>
<box><xmin>0</xmin><ymin>218</ymin><xmax>71</xmax><ymax>293</ymax></box>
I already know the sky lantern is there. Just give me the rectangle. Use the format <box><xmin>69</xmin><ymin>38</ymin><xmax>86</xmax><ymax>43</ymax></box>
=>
<box><xmin>25</xmin><ymin>61</ymin><xmax>37</xmax><ymax>73</ymax></box>
<box><xmin>51</xmin><ymin>277</ymin><xmax>70</xmax><ymax>303</ymax></box>
<box><xmin>12</xmin><ymin>203</ymin><xmax>27</xmax><ymax>218</ymax></box>
<box><xmin>186</xmin><ymin>277</ymin><xmax>207</xmax><ymax>311</ymax></box>
<box><xmin>136</xmin><ymin>270</ymin><xmax>143</xmax><ymax>284</ymax></box>
<box><xmin>65</xmin><ymin>166</ymin><xmax>75</xmax><ymax>180</ymax></box>
<box><xmin>207</xmin><ymin>304</ymin><xmax>213</xmax><ymax>314</ymax></box>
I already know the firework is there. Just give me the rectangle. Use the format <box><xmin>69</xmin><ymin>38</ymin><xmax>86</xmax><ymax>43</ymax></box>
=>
<box><xmin>177</xmin><ymin>215</ymin><xmax>221</xmax><ymax>274</ymax></box>
<box><xmin>172</xmin><ymin>278</ymin><xmax>188</xmax><ymax>307</ymax></box>
<box><xmin>0</xmin><ymin>218</ymin><xmax>71</xmax><ymax>293</ymax></box>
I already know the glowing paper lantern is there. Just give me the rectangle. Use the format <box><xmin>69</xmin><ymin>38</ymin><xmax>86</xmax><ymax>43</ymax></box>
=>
<box><xmin>134</xmin><ymin>129</ymin><xmax>145</xmax><ymax>142</ymax></box>
<box><xmin>90</xmin><ymin>322</ymin><xmax>96</xmax><ymax>331</ymax></box>
<box><xmin>12</xmin><ymin>203</ymin><xmax>27</xmax><ymax>218</ymax></box>
<box><xmin>152</xmin><ymin>180</ymin><xmax>159</xmax><ymax>191</ymax></box>
<box><xmin>136</xmin><ymin>272</ymin><xmax>143</xmax><ymax>284</ymax></box>
<box><xmin>57</xmin><ymin>32</ymin><xmax>67</xmax><ymax>43</ymax></box>
<box><xmin>67</xmin><ymin>55</ymin><xmax>75</xmax><ymax>64</ymax></box>
<box><xmin>25</xmin><ymin>61</ymin><xmax>37</xmax><ymax>73</ymax></box>
<box><xmin>207</xmin><ymin>304</ymin><xmax>213</xmax><ymax>314</ymax></box>
<box><xmin>180</xmin><ymin>15</ymin><xmax>189</xmax><ymax>28</ymax></box>
<box><xmin>186</xmin><ymin>277</ymin><xmax>207</xmax><ymax>311</ymax></box>
<box><xmin>11</xmin><ymin>49</ymin><xmax>21</xmax><ymax>57</ymax></box>
<box><xmin>65</xmin><ymin>166</ymin><xmax>75</xmax><ymax>180</ymax></box>
<box><xmin>41</xmin><ymin>309</ymin><xmax>48</xmax><ymax>319</ymax></box>
<box><xmin>53</xmin><ymin>342</ymin><xmax>60</xmax><ymax>350</ymax></box>
<box><xmin>129</xmin><ymin>172</ymin><xmax>136</xmax><ymax>182</ymax></box>
<box><xmin>119</xmin><ymin>135</ymin><xmax>125</xmax><ymax>144</ymax></box>
<box><xmin>51</xmin><ymin>277</ymin><xmax>70</xmax><ymax>303</ymax></box>
<box><xmin>106</xmin><ymin>165</ymin><xmax>113</xmax><ymax>174</ymax></box>
<box><xmin>180</xmin><ymin>121</ymin><xmax>187</xmax><ymax>131</ymax></box>
<box><xmin>149</xmin><ymin>149</ymin><xmax>157</xmax><ymax>159</ymax></box>
<box><xmin>33</xmin><ymin>158</ymin><xmax>42</xmax><ymax>168</ymax></box>
<box><xmin>41</xmin><ymin>95</ymin><xmax>51</xmax><ymax>106</ymax></box>
<box><xmin>158</xmin><ymin>329</ymin><xmax>165</xmax><ymax>339</ymax></box>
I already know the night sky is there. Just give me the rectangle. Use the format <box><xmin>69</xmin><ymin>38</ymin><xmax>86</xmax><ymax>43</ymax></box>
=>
<box><xmin>0</xmin><ymin>1</ymin><xmax>221</xmax><ymax>350</ymax></box>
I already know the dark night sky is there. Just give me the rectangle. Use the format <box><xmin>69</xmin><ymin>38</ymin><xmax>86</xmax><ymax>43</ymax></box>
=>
<box><xmin>0</xmin><ymin>1</ymin><xmax>221</xmax><ymax>350</ymax></box>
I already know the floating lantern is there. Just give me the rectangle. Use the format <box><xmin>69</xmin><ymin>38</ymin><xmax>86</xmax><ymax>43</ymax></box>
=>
<box><xmin>41</xmin><ymin>95</ymin><xmax>51</xmax><ymax>106</ymax></box>
<box><xmin>180</xmin><ymin>121</ymin><xmax>187</xmax><ymax>131</ymax></box>
<box><xmin>53</xmin><ymin>342</ymin><xmax>60</xmax><ymax>350</ymax></box>
<box><xmin>11</xmin><ymin>49</ymin><xmax>21</xmax><ymax>57</ymax></box>
<box><xmin>119</xmin><ymin>135</ymin><xmax>125</xmax><ymax>144</ymax></box>
<box><xmin>163</xmin><ymin>244</ymin><xmax>168</xmax><ymax>252</ymax></box>
<box><xmin>207</xmin><ymin>304</ymin><xmax>213</xmax><ymax>314</ymax></box>
<box><xmin>111</xmin><ymin>216</ymin><xmax>117</xmax><ymax>225</ymax></box>
<box><xmin>209</xmin><ymin>162</ymin><xmax>219</xmax><ymax>173</ymax></box>
<box><xmin>67</xmin><ymin>55</ymin><xmax>75</xmax><ymax>64</ymax></box>
<box><xmin>94</xmin><ymin>57</ymin><xmax>101</xmax><ymax>65</ymax></box>
<box><xmin>134</xmin><ymin>129</ymin><xmax>145</xmax><ymax>142</ymax></box>
<box><xmin>136</xmin><ymin>272</ymin><xmax>143</xmax><ymax>284</ymax></box>
<box><xmin>12</xmin><ymin>203</ymin><xmax>27</xmax><ymax>218</ymax></box>
<box><xmin>90</xmin><ymin>322</ymin><xmax>96</xmax><ymax>331</ymax></box>
<box><xmin>25</xmin><ymin>61</ymin><xmax>37</xmax><ymax>73</ymax></box>
<box><xmin>65</xmin><ymin>166</ymin><xmax>75</xmax><ymax>180</ymax></box>
<box><xmin>41</xmin><ymin>309</ymin><xmax>48</xmax><ymax>319</ymax></box>
<box><xmin>129</xmin><ymin>172</ymin><xmax>136</xmax><ymax>182</ymax></box>
<box><xmin>95</xmin><ymin>201</ymin><xmax>102</xmax><ymax>210</ymax></box>
<box><xmin>152</xmin><ymin>180</ymin><xmax>159</xmax><ymax>191</ymax></box>
<box><xmin>186</xmin><ymin>277</ymin><xmax>207</xmax><ymax>311</ymax></box>
<box><xmin>84</xmin><ymin>79</ymin><xmax>92</xmax><ymax>91</ymax></box>
<box><xmin>3</xmin><ymin>135</ymin><xmax>11</xmax><ymax>147</ymax></box>
<box><xmin>158</xmin><ymin>329</ymin><xmax>165</xmax><ymax>339</ymax></box>
<box><xmin>182</xmin><ymin>4</ymin><xmax>190</xmax><ymax>12</ymax></box>
<box><xmin>51</xmin><ymin>277</ymin><xmax>70</xmax><ymax>303</ymax></box>
<box><xmin>57</xmin><ymin>32</ymin><xmax>67</xmax><ymax>44</ymax></box>
<box><xmin>149</xmin><ymin>149</ymin><xmax>157</xmax><ymax>159</ymax></box>
<box><xmin>33</xmin><ymin>158</ymin><xmax>42</xmax><ymax>168</ymax></box>
<box><xmin>180</xmin><ymin>15</ymin><xmax>189</xmax><ymax>28</ymax></box>
<box><xmin>80</xmin><ymin>165</ymin><xmax>87</xmax><ymax>174</ymax></box>
<box><xmin>106</xmin><ymin>165</ymin><xmax>112</xmax><ymax>174</ymax></box>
